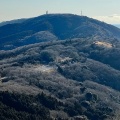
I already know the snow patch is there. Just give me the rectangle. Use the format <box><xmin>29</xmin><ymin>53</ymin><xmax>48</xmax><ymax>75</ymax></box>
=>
<box><xmin>34</xmin><ymin>65</ymin><xmax>54</xmax><ymax>73</ymax></box>
<box><xmin>94</xmin><ymin>41</ymin><xmax>113</xmax><ymax>48</ymax></box>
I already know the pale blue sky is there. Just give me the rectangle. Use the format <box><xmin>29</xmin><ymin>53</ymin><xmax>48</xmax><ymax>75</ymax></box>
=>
<box><xmin>0</xmin><ymin>0</ymin><xmax>120</xmax><ymax>24</ymax></box>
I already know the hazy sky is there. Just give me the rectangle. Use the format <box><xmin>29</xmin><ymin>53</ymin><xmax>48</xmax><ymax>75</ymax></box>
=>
<box><xmin>0</xmin><ymin>0</ymin><xmax>120</xmax><ymax>24</ymax></box>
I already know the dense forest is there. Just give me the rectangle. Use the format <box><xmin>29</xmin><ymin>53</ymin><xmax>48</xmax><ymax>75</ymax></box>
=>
<box><xmin>0</xmin><ymin>14</ymin><xmax>120</xmax><ymax>119</ymax></box>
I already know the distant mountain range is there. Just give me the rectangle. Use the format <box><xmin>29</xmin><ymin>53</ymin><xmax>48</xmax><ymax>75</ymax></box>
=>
<box><xmin>0</xmin><ymin>14</ymin><xmax>120</xmax><ymax>50</ymax></box>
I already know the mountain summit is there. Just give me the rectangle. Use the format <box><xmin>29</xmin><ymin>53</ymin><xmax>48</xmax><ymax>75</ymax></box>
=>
<box><xmin>0</xmin><ymin>14</ymin><xmax>120</xmax><ymax>50</ymax></box>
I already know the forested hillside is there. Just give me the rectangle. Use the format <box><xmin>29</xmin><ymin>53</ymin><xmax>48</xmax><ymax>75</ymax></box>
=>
<box><xmin>0</xmin><ymin>37</ymin><xmax>120</xmax><ymax>119</ymax></box>
<box><xmin>0</xmin><ymin>14</ymin><xmax>120</xmax><ymax>119</ymax></box>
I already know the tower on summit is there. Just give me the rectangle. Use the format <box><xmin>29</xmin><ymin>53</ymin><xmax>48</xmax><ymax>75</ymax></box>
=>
<box><xmin>46</xmin><ymin>11</ymin><xmax>48</xmax><ymax>14</ymax></box>
<box><xmin>81</xmin><ymin>10</ymin><xmax>82</xmax><ymax>16</ymax></box>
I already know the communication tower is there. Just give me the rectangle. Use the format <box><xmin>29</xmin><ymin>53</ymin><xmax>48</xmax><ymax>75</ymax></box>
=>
<box><xmin>46</xmin><ymin>11</ymin><xmax>48</xmax><ymax>14</ymax></box>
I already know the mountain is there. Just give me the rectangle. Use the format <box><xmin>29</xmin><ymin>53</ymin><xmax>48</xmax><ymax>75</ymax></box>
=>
<box><xmin>1</xmin><ymin>14</ymin><xmax>120</xmax><ymax>119</ymax></box>
<box><xmin>113</xmin><ymin>24</ymin><xmax>120</xmax><ymax>28</ymax></box>
<box><xmin>0</xmin><ymin>18</ymin><xmax>27</xmax><ymax>27</ymax></box>
<box><xmin>0</xmin><ymin>14</ymin><xmax>120</xmax><ymax>50</ymax></box>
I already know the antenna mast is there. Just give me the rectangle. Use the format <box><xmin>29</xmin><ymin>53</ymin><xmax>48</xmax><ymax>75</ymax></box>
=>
<box><xmin>81</xmin><ymin>10</ymin><xmax>82</xmax><ymax>16</ymax></box>
<box><xmin>46</xmin><ymin>11</ymin><xmax>48</xmax><ymax>15</ymax></box>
